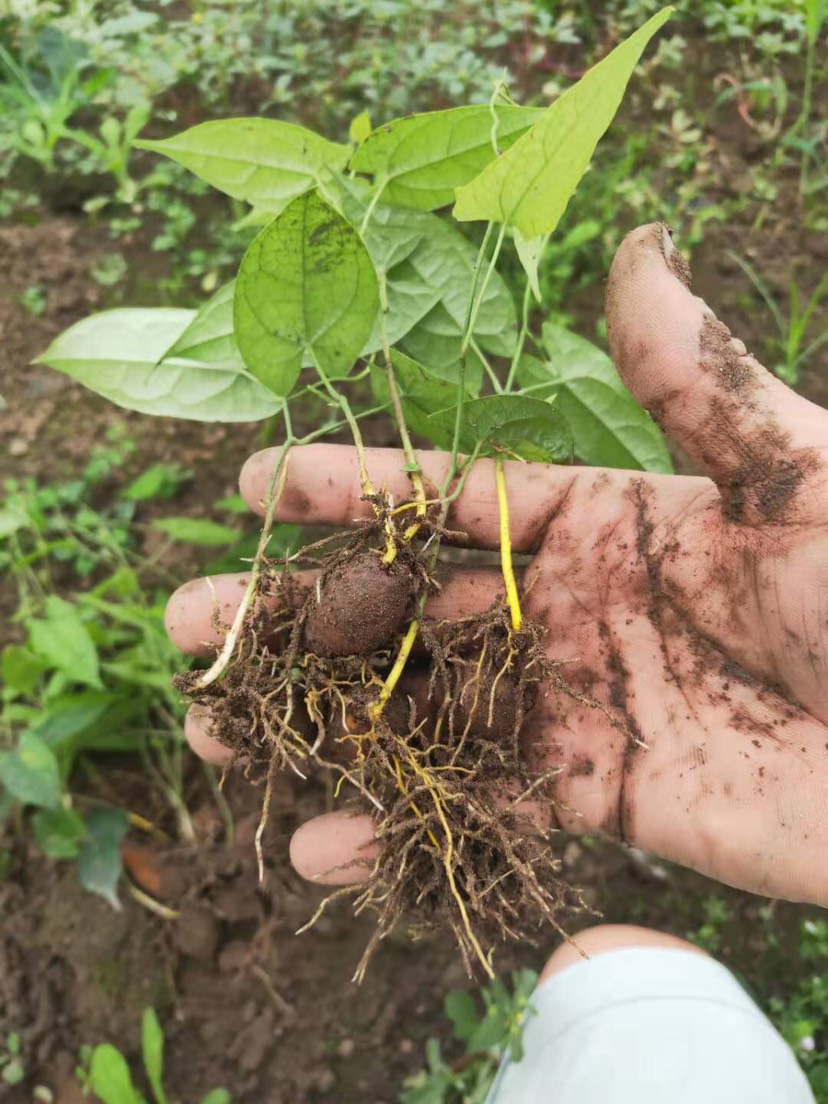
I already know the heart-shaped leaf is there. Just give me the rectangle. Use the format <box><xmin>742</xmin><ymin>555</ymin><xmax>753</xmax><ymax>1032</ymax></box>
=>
<box><xmin>430</xmin><ymin>394</ymin><xmax>573</xmax><ymax>464</ymax></box>
<box><xmin>234</xmin><ymin>191</ymin><xmax>380</xmax><ymax>394</ymax></box>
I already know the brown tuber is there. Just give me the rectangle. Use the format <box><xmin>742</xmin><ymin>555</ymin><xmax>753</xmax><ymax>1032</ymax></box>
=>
<box><xmin>303</xmin><ymin>550</ymin><xmax>417</xmax><ymax>657</ymax></box>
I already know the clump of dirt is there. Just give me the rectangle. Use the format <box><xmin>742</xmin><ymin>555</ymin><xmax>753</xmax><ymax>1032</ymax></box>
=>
<box><xmin>176</xmin><ymin>496</ymin><xmax>598</xmax><ymax>979</ymax></box>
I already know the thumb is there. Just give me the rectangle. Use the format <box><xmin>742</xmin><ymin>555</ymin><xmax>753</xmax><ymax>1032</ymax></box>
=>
<box><xmin>605</xmin><ymin>223</ymin><xmax>825</xmax><ymax>526</ymax></box>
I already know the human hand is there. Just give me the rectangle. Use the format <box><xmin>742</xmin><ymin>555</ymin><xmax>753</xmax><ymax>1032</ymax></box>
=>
<box><xmin>166</xmin><ymin>224</ymin><xmax>828</xmax><ymax>907</ymax></box>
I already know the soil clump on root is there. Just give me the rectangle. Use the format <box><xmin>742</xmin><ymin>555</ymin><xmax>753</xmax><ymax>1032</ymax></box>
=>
<box><xmin>175</xmin><ymin>513</ymin><xmax>593</xmax><ymax>978</ymax></box>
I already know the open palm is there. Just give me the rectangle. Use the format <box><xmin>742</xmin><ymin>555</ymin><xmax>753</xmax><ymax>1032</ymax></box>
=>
<box><xmin>166</xmin><ymin>224</ymin><xmax>828</xmax><ymax>906</ymax></box>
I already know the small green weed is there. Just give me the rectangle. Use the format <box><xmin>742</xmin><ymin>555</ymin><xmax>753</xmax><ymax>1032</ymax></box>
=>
<box><xmin>0</xmin><ymin>427</ymin><xmax>245</xmax><ymax>901</ymax></box>
<box><xmin>686</xmin><ymin>893</ymin><xmax>732</xmax><ymax>954</ymax></box>
<box><xmin>0</xmin><ymin>25</ymin><xmax>146</xmax><ymax>200</ymax></box>
<box><xmin>727</xmin><ymin>250</ymin><xmax>828</xmax><ymax>385</ymax></box>
<box><xmin>767</xmin><ymin>919</ymin><xmax>828</xmax><ymax>1098</ymax></box>
<box><xmin>401</xmin><ymin>970</ymin><xmax>537</xmax><ymax>1104</ymax></box>
<box><xmin>77</xmin><ymin>1008</ymin><xmax>230</xmax><ymax>1104</ymax></box>
<box><xmin>18</xmin><ymin>284</ymin><xmax>47</xmax><ymax>316</ymax></box>
<box><xmin>1</xmin><ymin>1032</ymin><xmax>25</xmax><ymax>1087</ymax></box>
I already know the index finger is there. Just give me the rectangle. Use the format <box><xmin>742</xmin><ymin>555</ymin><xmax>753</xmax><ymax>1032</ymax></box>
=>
<box><xmin>240</xmin><ymin>443</ymin><xmax>600</xmax><ymax>554</ymax></box>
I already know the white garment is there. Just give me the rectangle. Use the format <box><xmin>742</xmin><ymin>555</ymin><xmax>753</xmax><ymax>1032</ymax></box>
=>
<box><xmin>488</xmin><ymin>948</ymin><xmax>814</xmax><ymax>1103</ymax></box>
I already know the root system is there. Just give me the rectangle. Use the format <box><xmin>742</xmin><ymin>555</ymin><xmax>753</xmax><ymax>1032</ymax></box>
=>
<box><xmin>175</xmin><ymin>498</ymin><xmax>598</xmax><ymax>979</ymax></box>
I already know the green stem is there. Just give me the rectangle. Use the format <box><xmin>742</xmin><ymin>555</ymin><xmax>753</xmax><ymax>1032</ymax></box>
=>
<box><xmin>360</xmin><ymin>176</ymin><xmax>387</xmax><ymax>236</ymax></box>
<box><xmin>461</xmin><ymin>222</ymin><xmax>508</xmax><ymax>360</ymax></box>
<box><xmin>443</xmin><ymin>222</ymin><xmax>508</xmax><ymax>496</ymax></box>
<box><xmin>471</xmin><ymin>337</ymin><xmax>503</xmax><ymax>393</ymax></box>
<box><xmin>505</xmin><ymin>277</ymin><xmax>534</xmax><ymax>392</ymax></box>
<box><xmin>377</xmin><ymin>272</ymin><xmax>425</xmax><ymax>510</ymax></box>
<box><xmin>310</xmin><ymin>352</ymin><xmax>374</xmax><ymax>494</ymax></box>
<box><xmin>194</xmin><ymin>407</ymin><xmax>295</xmax><ymax>691</ymax></box>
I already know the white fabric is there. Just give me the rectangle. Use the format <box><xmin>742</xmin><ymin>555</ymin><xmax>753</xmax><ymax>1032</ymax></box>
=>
<box><xmin>488</xmin><ymin>947</ymin><xmax>814</xmax><ymax>1103</ymax></box>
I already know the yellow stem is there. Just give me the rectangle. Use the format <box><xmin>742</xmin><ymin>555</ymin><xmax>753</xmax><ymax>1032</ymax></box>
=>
<box><xmin>126</xmin><ymin>812</ymin><xmax>171</xmax><ymax>842</ymax></box>
<box><xmin>495</xmin><ymin>457</ymin><xmax>522</xmax><ymax>631</ymax></box>
<box><xmin>372</xmin><ymin>619</ymin><xmax>419</xmax><ymax>716</ymax></box>
<box><xmin>380</xmin><ymin>532</ymin><xmax>398</xmax><ymax>565</ymax></box>
<box><xmin>389</xmin><ymin>498</ymin><xmax>442</xmax><ymax>516</ymax></box>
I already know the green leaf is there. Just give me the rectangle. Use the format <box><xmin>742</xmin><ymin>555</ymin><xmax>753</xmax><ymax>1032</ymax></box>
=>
<box><xmin>431</xmin><ymin>394</ymin><xmax>573</xmax><ymax>463</ymax></box>
<box><xmin>31</xmin><ymin>691</ymin><xmax>140</xmax><ymax>758</ymax></box>
<box><xmin>214</xmin><ymin>494</ymin><xmax>248</xmax><ymax>514</ymax></box>
<box><xmin>153</xmin><ymin>517</ymin><xmax>240</xmax><ymax>547</ymax></box>
<box><xmin>123</xmin><ymin>464</ymin><xmax>187</xmax><ymax>502</ymax></box>
<box><xmin>136</xmin><ymin>119</ymin><xmax>350</xmax><ymax>209</ymax></box>
<box><xmin>453</xmin><ymin>8</ymin><xmax>673</xmax><ymax>234</ymax></box>
<box><xmin>349</xmin><ymin>110</ymin><xmax>372</xmax><ymax>145</ymax></box>
<box><xmin>0</xmin><ymin>505</ymin><xmax>29</xmax><ymax>539</ymax></box>
<box><xmin>364</xmin><ymin>270</ymin><xmax>440</xmax><ymax>355</ymax></box>
<box><xmin>32</xmin><ymin>806</ymin><xmax>87</xmax><ymax>859</ymax></box>
<box><xmin>0</xmin><ymin>732</ymin><xmax>61</xmax><ymax>809</ymax></box>
<box><xmin>334</xmin><ymin>186</ymin><xmax>512</xmax><ymax>365</ymax></box>
<box><xmin>350</xmin><ymin>104</ymin><xmax>544</xmax><ymax>211</ymax></box>
<box><xmin>28</xmin><ymin>595</ymin><xmax>101</xmax><ymax>688</ymax></box>
<box><xmin>338</xmin><ymin>187</ymin><xmax>427</xmax><ymax>271</ymax></box>
<box><xmin>88</xmin><ymin>1044</ymin><xmax>145</xmax><ymax>1104</ymax></box>
<box><xmin>404</xmin><ymin>218</ymin><xmax>516</xmax><ymax>357</ymax></box>
<box><xmin>166</xmin><ymin>281</ymin><xmax>239</xmax><ymax>364</ymax></box>
<box><xmin>2</xmin><ymin>645</ymin><xmax>48</xmax><ymax>697</ymax></box>
<box><xmin>242</xmin><ymin>184</ymin><xmax>439</xmax><ymax>361</ymax></box>
<box><xmin>394</xmin><ymin>216</ymin><xmax>517</xmax><ymax>387</ymax></box>
<box><xmin>467</xmin><ymin>1004</ymin><xmax>510</xmax><ymax>1052</ymax></box>
<box><xmin>234</xmin><ymin>191</ymin><xmax>379</xmax><ymax>395</ymax></box>
<box><xmin>142</xmin><ymin>1009</ymin><xmax>168</xmax><ymax>1104</ymax></box>
<box><xmin>444</xmin><ymin>989</ymin><xmax>479</xmax><ymax>1042</ymax></box>
<box><xmin>806</xmin><ymin>0</ymin><xmax>827</xmax><ymax>43</ymax></box>
<box><xmin>371</xmin><ymin>352</ymin><xmax>472</xmax><ymax>449</ymax></box>
<box><xmin>516</xmin><ymin>324</ymin><xmax>672</xmax><ymax>472</ymax></box>
<box><xmin>200</xmin><ymin>1092</ymin><xmax>231</xmax><ymax>1104</ymax></box>
<box><xmin>1</xmin><ymin>1059</ymin><xmax>25</xmax><ymax>1086</ymax></box>
<box><xmin>36</xmin><ymin>306</ymin><xmax>280</xmax><ymax>422</ymax></box>
<box><xmin>335</xmin><ymin>195</ymin><xmax>442</xmax><ymax>354</ymax></box>
<box><xmin>78</xmin><ymin>807</ymin><xmax>128</xmax><ymax>910</ymax></box>
<box><xmin>513</xmin><ymin>229</ymin><xmax>549</xmax><ymax>302</ymax></box>
<box><xmin>399</xmin><ymin>307</ymin><xmax>485</xmax><ymax>390</ymax></box>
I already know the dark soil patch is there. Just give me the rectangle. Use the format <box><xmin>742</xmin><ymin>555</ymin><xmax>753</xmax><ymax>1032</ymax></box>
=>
<box><xmin>1</xmin><ymin>766</ymin><xmax>812</xmax><ymax>1102</ymax></box>
<box><xmin>0</xmin><ymin>771</ymin><xmax>529</xmax><ymax>1103</ymax></box>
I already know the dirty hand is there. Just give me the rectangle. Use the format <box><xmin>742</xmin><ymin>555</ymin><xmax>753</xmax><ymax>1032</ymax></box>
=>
<box><xmin>166</xmin><ymin>224</ymin><xmax>828</xmax><ymax>908</ymax></box>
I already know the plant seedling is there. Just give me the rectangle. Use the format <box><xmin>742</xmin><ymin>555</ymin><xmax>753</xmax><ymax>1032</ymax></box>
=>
<box><xmin>38</xmin><ymin>9</ymin><xmax>675</xmax><ymax>977</ymax></box>
<box><xmin>77</xmin><ymin>1009</ymin><xmax>230</xmax><ymax>1104</ymax></box>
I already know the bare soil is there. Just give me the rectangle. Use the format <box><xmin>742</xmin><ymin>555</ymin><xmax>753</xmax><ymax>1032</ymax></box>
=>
<box><xmin>4</xmin><ymin>765</ymin><xmax>812</xmax><ymax>1104</ymax></box>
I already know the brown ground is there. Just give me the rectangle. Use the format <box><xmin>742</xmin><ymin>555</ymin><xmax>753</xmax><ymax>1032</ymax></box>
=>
<box><xmin>1</xmin><ymin>71</ymin><xmax>826</xmax><ymax>1104</ymax></box>
<box><xmin>3</xmin><ymin>768</ymin><xmax>811</xmax><ymax>1104</ymax></box>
